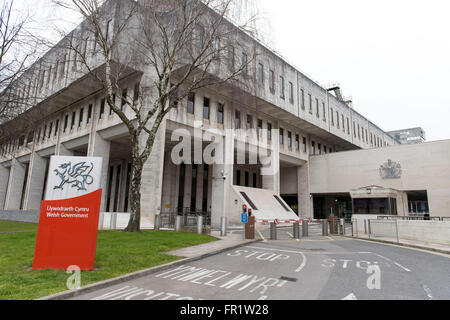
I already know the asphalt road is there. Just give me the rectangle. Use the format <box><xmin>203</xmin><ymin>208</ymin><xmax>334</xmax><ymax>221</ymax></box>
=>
<box><xmin>69</xmin><ymin>230</ymin><xmax>450</xmax><ymax>301</ymax></box>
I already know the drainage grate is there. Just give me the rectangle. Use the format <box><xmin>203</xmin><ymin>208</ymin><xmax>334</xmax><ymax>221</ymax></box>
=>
<box><xmin>280</xmin><ymin>276</ymin><xmax>297</xmax><ymax>282</ymax></box>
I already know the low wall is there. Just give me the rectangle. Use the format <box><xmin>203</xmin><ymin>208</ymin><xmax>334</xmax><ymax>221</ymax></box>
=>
<box><xmin>0</xmin><ymin>210</ymin><xmax>40</xmax><ymax>224</ymax></box>
<box><xmin>398</xmin><ymin>220</ymin><xmax>450</xmax><ymax>246</ymax></box>
<box><xmin>352</xmin><ymin>215</ymin><xmax>450</xmax><ymax>247</ymax></box>
<box><xmin>98</xmin><ymin>212</ymin><xmax>154</xmax><ymax>230</ymax></box>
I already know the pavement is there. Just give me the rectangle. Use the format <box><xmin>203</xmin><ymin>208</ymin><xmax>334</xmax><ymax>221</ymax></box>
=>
<box><xmin>40</xmin><ymin>224</ymin><xmax>449</xmax><ymax>301</ymax></box>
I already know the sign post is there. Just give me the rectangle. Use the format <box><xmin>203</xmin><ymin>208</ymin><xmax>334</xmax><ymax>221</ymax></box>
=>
<box><xmin>32</xmin><ymin>156</ymin><xmax>103</xmax><ymax>271</ymax></box>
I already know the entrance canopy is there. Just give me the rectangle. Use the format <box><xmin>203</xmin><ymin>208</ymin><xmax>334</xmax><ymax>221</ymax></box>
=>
<box><xmin>232</xmin><ymin>186</ymin><xmax>300</xmax><ymax>222</ymax></box>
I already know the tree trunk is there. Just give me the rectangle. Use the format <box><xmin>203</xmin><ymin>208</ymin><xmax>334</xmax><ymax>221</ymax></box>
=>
<box><xmin>124</xmin><ymin>160</ymin><xmax>143</xmax><ymax>232</ymax></box>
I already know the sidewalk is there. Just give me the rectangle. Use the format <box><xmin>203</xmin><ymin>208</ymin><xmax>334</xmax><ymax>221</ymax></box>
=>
<box><xmin>165</xmin><ymin>230</ymin><xmax>259</xmax><ymax>258</ymax></box>
<box><xmin>348</xmin><ymin>234</ymin><xmax>450</xmax><ymax>255</ymax></box>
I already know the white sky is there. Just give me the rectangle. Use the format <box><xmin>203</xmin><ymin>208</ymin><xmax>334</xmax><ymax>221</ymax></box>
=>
<box><xmin>12</xmin><ymin>0</ymin><xmax>450</xmax><ymax>141</ymax></box>
<box><xmin>258</xmin><ymin>0</ymin><xmax>450</xmax><ymax>141</ymax></box>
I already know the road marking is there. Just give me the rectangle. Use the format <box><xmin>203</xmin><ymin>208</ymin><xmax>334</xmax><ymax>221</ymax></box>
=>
<box><xmin>422</xmin><ymin>285</ymin><xmax>434</xmax><ymax>300</ymax></box>
<box><xmin>286</xmin><ymin>232</ymin><xmax>300</xmax><ymax>241</ymax></box>
<box><xmin>342</xmin><ymin>293</ymin><xmax>358</xmax><ymax>300</ymax></box>
<box><xmin>371</xmin><ymin>253</ymin><xmax>412</xmax><ymax>272</ymax></box>
<box><xmin>257</xmin><ymin>229</ymin><xmax>267</xmax><ymax>242</ymax></box>
<box><xmin>246</xmin><ymin>246</ymin><xmax>307</xmax><ymax>273</ymax></box>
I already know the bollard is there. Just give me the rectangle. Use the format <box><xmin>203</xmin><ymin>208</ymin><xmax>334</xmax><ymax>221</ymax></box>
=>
<box><xmin>340</xmin><ymin>219</ymin><xmax>345</xmax><ymax>235</ymax></box>
<box><xmin>270</xmin><ymin>223</ymin><xmax>277</xmax><ymax>240</ymax></box>
<box><xmin>110</xmin><ymin>213</ymin><xmax>117</xmax><ymax>230</ymax></box>
<box><xmin>220</xmin><ymin>216</ymin><xmax>228</xmax><ymax>237</ymax></box>
<box><xmin>154</xmin><ymin>214</ymin><xmax>160</xmax><ymax>231</ymax></box>
<box><xmin>197</xmin><ymin>216</ymin><xmax>204</xmax><ymax>235</ymax></box>
<box><xmin>322</xmin><ymin>220</ymin><xmax>329</xmax><ymax>236</ymax></box>
<box><xmin>175</xmin><ymin>215</ymin><xmax>182</xmax><ymax>232</ymax></box>
<box><xmin>293</xmin><ymin>222</ymin><xmax>300</xmax><ymax>239</ymax></box>
<box><xmin>302</xmin><ymin>220</ymin><xmax>309</xmax><ymax>237</ymax></box>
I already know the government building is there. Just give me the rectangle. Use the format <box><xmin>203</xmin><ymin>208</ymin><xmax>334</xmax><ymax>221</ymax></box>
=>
<box><xmin>1</xmin><ymin>0</ymin><xmax>449</xmax><ymax>229</ymax></box>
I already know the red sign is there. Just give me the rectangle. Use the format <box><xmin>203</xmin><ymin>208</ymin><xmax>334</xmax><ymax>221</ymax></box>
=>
<box><xmin>32</xmin><ymin>189</ymin><xmax>102</xmax><ymax>270</ymax></box>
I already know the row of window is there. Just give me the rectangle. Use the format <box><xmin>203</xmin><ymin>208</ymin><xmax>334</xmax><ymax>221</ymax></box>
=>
<box><xmin>254</xmin><ymin>61</ymin><xmax>392</xmax><ymax>148</ymax></box>
<box><xmin>0</xmin><ymin>82</ymin><xmax>139</xmax><ymax>157</ymax></box>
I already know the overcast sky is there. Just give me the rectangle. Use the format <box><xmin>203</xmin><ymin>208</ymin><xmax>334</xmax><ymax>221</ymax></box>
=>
<box><xmin>13</xmin><ymin>0</ymin><xmax>450</xmax><ymax>141</ymax></box>
<box><xmin>258</xmin><ymin>0</ymin><xmax>450</xmax><ymax>141</ymax></box>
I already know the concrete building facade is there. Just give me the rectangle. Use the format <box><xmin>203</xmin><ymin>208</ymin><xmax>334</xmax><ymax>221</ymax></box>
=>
<box><xmin>4</xmin><ymin>0</ymin><xmax>439</xmax><ymax>229</ymax></box>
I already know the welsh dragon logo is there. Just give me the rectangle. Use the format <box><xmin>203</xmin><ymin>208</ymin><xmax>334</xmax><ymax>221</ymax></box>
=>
<box><xmin>53</xmin><ymin>161</ymin><xmax>95</xmax><ymax>191</ymax></box>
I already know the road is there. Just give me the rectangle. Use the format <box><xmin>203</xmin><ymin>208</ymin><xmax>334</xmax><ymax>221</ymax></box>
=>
<box><xmin>69</xmin><ymin>227</ymin><xmax>450</xmax><ymax>301</ymax></box>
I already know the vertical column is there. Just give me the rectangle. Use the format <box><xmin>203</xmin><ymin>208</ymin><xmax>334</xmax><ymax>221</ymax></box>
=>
<box><xmin>23</xmin><ymin>153</ymin><xmax>48</xmax><ymax>210</ymax></box>
<box><xmin>0</xmin><ymin>165</ymin><xmax>10</xmax><ymax>209</ymax></box>
<box><xmin>297</xmin><ymin>163</ymin><xmax>313</xmax><ymax>218</ymax></box>
<box><xmin>4</xmin><ymin>159</ymin><xmax>27</xmax><ymax>210</ymax></box>
<box><xmin>108</xmin><ymin>165</ymin><xmax>118</xmax><ymax>212</ymax></box>
<box><xmin>117</xmin><ymin>159</ymin><xmax>128</xmax><ymax>212</ymax></box>
<box><xmin>211</xmin><ymin>126</ymin><xmax>234</xmax><ymax>229</ymax></box>
<box><xmin>140</xmin><ymin>119</ymin><xmax>166</xmax><ymax>225</ymax></box>
<box><xmin>88</xmin><ymin>132</ymin><xmax>111</xmax><ymax>212</ymax></box>
<box><xmin>196</xmin><ymin>165</ymin><xmax>204</xmax><ymax>211</ymax></box>
<box><xmin>262</xmin><ymin>123</ymin><xmax>280</xmax><ymax>193</ymax></box>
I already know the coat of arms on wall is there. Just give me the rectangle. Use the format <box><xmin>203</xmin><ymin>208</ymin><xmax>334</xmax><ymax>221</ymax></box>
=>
<box><xmin>379</xmin><ymin>159</ymin><xmax>402</xmax><ymax>179</ymax></box>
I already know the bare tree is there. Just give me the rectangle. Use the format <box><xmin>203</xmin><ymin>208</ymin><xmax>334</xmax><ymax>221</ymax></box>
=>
<box><xmin>53</xmin><ymin>0</ymin><xmax>258</xmax><ymax>232</ymax></box>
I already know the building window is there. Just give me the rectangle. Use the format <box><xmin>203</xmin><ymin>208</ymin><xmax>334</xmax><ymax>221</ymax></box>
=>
<box><xmin>87</xmin><ymin>104</ymin><xmax>93</xmax><ymax>123</ymax></box>
<box><xmin>133</xmin><ymin>82</ymin><xmax>140</xmax><ymax>105</ymax></box>
<box><xmin>316</xmin><ymin>98</ymin><xmax>320</xmax><ymax>118</ymax></box>
<box><xmin>279</xmin><ymin>128</ymin><xmax>284</xmax><ymax>145</ymax></box>
<box><xmin>78</xmin><ymin>108</ymin><xmax>84</xmax><ymax>127</ymax></box>
<box><xmin>257</xmin><ymin>119</ymin><xmax>263</xmax><ymax>137</ymax></box>
<box><xmin>267</xmin><ymin>123</ymin><xmax>272</xmax><ymax>141</ymax></box>
<box><xmin>99</xmin><ymin>99</ymin><xmax>105</xmax><ymax>119</ymax></box>
<box><xmin>301</xmin><ymin>89</ymin><xmax>305</xmax><ymax>110</ymax></box>
<box><xmin>347</xmin><ymin>118</ymin><xmax>350</xmax><ymax>134</ymax></box>
<box><xmin>235</xmin><ymin>110</ymin><xmax>241</xmax><ymax>129</ymax></box>
<box><xmin>242</xmin><ymin>52</ymin><xmax>248</xmax><ymax>75</ymax></box>
<box><xmin>331</xmin><ymin>108</ymin><xmax>334</xmax><ymax>126</ymax></box>
<box><xmin>342</xmin><ymin>115</ymin><xmax>345</xmax><ymax>132</ymax></box>
<box><xmin>203</xmin><ymin>97</ymin><xmax>210</xmax><ymax>120</ymax></box>
<box><xmin>187</xmin><ymin>92</ymin><xmax>195</xmax><ymax>114</ymax></box>
<box><xmin>318</xmin><ymin>143</ymin><xmax>322</xmax><ymax>155</ymax></box>
<box><xmin>336</xmin><ymin>111</ymin><xmax>340</xmax><ymax>129</ymax></box>
<box><xmin>269</xmin><ymin>70</ymin><xmax>275</xmax><ymax>94</ymax></box>
<box><xmin>258</xmin><ymin>63</ymin><xmax>264</xmax><ymax>85</ymax></box>
<box><xmin>64</xmin><ymin>114</ymin><xmax>69</xmax><ymax>132</ymax></box>
<box><xmin>308</xmin><ymin>94</ymin><xmax>312</xmax><ymax>114</ymax></box>
<box><xmin>323</xmin><ymin>103</ymin><xmax>326</xmax><ymax>122</ymax></box>
<box><xmin>288</xmin><ymin>131</ymin><xmax>292</xmax><ymax>148</ymax></box>
<box><xmin>311</xmin><ymin>141</ymin><xmax>315</xmax><ymax>155</ymax></box>
<box><xmin>121</xmin><ymin>88</ymin><xmax>127</xmax><ymax>111</ymax></box>
<box><xmin>303</xmin><ymin>137</ymin><xmax>307</xmax><ymax>153</ymax></box>
<box><xmin>296</xmin><ymin>135</ymin><xmax>300</xmax><ymax>151</ymax></box>
<box><xmin>71</xmin><ymin>112</ymin><xmax>76</xmax><ymax>130</ymax></box>
<box><xmin>218</xmin><ymin>103</ymin><xmax>224</xmax><ymax>124</ymax></box>
<box><xmin>245</xmin><ymin>171</ymin><xmax>249</xmax><ymax>187</ymax></box>
<box><xmin>279</xmin><ymin>76</ymin><xmax>285</xmax><ymax>100</ymax></box>
<box><xmin>236</xmin><ymin>170</ymin><xmax>241</xmax><ymax>186</ymax></box>
<box><xmin>289</xmin><ymin>82</ymin><xmax>294</xmax><ymax>104</ymax></box>
<box><xmin>246</xmin><ymin>114</ymin><xmax>253</xmax><ymax>129</ymax></box>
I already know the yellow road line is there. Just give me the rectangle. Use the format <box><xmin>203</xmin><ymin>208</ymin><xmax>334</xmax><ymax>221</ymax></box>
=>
<box><xmin>257</xmin><ymin>229</ymin><xmax>267</xmax><ymax>242</ymax></box>
<box><xmin>287</xmin><ymin>232</ymin><xmax>300</xmax><ymax>241</ymax></box>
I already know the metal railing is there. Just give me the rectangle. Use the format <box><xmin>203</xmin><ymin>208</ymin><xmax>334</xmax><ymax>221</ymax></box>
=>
<box><xmin>159</xmin><ymin>209</ymin><xmax>211</xmax><ymax>229</ymax></box>
<box><xmin>368</xmin><ymin>219</ymin><xmax>399</xmax><ymax>243</ymax></box>
<box><xmin>377</xmin><ymin>215</ymin><xmax>449</xmax><ymax>222</ymax></box>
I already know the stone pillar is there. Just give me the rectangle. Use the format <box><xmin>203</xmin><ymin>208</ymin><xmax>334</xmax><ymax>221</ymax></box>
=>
<box><xmin>23</xmin><ymin>153</ymin><xmax>48</xmax><ymax>210</ymax></box>
<box><xmin>0</xmin><ymin>165</ymin><xmax>10</xmax><ymax>209</ymax></box>
<box><xmin>211</xmin><ymin>129</ymin><xmax>234</xmax><ymax>229</ymax></box>
<box><xmin>140</xmin><ymin>119</ymin><xmax>166</xmax><ymax>225</ymax></box>
<box><xmin>262</xmin><ymin>125</ymin><xmax>280</xmax><ymax>193</ymax></box>
<box><xmin>297</xmin><ymin>163</ymin><xmax>313</xmax><ymax>218</ymax></box>
<box><xmin>4</xmin><ymin>159</ymin><xmax>27</xmax><ymax>210</ymax></box>
<box><xmin>88</xmin><ymin>132</ymin><xmax>111</xmax><ymax>212</ymax></box>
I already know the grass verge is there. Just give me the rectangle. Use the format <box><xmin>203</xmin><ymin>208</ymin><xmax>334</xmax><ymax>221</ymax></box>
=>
<box><xmin>0</xmin><ymin>221</ymin><xmax>216</xmax><ymax>300</ymax></box>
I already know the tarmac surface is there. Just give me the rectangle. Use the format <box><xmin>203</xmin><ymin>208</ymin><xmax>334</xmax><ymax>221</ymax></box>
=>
<box><xmin>65</xmin><ymin>225</ymin><xmax>450</xmax><ymax>301</ymax></box>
